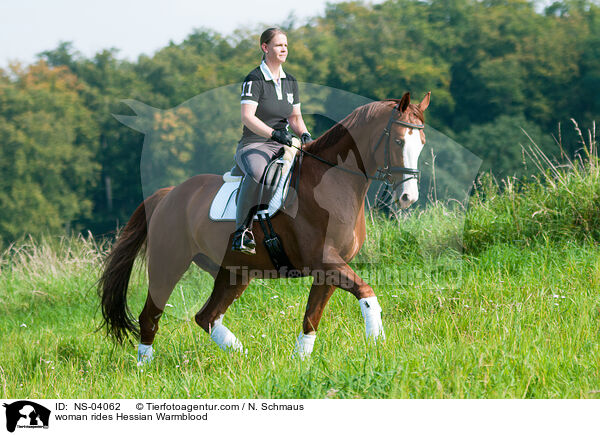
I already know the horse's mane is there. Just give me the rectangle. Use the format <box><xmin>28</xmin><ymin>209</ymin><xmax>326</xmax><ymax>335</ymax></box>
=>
<box><xmin>305</xmin><ymin>99</ymin><xmax>425</xmax><ymax>155</ymax></box>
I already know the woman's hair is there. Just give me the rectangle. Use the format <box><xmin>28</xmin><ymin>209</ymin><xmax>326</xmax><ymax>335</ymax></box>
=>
<box><xmin>260</xmin><ymin>28</ymin><xmax>286</xmax><ymax>60</ymax></box>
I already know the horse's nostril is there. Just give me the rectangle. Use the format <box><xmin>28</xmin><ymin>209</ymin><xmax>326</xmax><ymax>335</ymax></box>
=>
<box><xmin>401</xmin><ymin>193</ymin><xmax>409</xmax><ymax>202</ymax></box>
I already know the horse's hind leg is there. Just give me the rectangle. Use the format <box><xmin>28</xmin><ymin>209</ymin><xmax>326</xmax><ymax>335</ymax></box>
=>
<box><xmin>194</xmin><ymin>267</ymin><xmax>249</xmax><ymax>352</ymax></box>
<box><xmin>294</xmin><ymin>282</ymin><xmax>336</xmax><ymax>359</ymax></box>
<box><xmin>137</xmin><ymin>242</ymin><xmax>193</xmax><ymax>363</ymax></box>
<box><xmin>137</xmin><ymin>293</ymin><xmax>163</xmax><ymax>363</ymax></box>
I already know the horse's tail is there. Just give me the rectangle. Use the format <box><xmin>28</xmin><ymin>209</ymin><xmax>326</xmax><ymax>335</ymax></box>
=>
<box><xmin>98</xmin><ymin>187</ymin><xmax>173</xmax><ymax>343</ymax></box>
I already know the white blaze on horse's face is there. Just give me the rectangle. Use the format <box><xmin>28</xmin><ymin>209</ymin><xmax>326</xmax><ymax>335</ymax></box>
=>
<box><xmin>396</xmin><ymin>128</ymin><xmax>424</xmax><ymax>209</ymax></box>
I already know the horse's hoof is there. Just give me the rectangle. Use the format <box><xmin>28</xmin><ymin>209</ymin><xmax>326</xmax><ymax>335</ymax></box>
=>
<box><xmin>137</xmin><ymin>343</ymin><xmax>154</xmax><ymax>365</ymax></box>
<box><xmin>294</xmin><ymin>332</ymin><xmax>316</xmax><ymax>360</ymax></box>
<box><xmin>360</xmin><ymin>297</ymin><xmax>386</xmax><ymax>343</ymax></box>
<box><xmin>210</xmin><ymin>320</ymin><xmax>245</xmax><ymax>352</ymax></box>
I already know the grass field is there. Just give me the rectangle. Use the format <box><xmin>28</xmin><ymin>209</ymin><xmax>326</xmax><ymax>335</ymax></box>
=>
<box><xmin>1</xmin><ymin>131</ymin><xmax>599</xmax><ymax>399</ymax></box>
<box><xmin>1</xmin><ymin>217</ymin><xmax>598</xmax><ymax>398</ymax></box>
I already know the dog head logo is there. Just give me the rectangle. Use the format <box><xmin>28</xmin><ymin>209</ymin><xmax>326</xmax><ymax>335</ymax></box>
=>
<box><xmin>3</xmin><ymin>401</ymin><xmax>50</xmax><ymax>432</ymax></box>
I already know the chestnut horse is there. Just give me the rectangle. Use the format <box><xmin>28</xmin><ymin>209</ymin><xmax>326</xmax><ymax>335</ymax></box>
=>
<box><xmin>99</xmin><ymin>91</ymin><xmax>430</xmax><ymax>361</ymax></box>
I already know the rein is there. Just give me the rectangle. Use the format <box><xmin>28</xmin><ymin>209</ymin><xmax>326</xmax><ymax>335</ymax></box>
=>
<box><xmin>290</xmin><ymin>104</ymin><xmax>424</xmax><ymax>186</ymax></box>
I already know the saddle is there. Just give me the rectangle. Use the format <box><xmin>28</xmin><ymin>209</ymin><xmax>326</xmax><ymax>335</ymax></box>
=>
<box><xmin>209</xmin><ymin>138</ymin><xmax>300</xmax><ymax>221</ymax></box>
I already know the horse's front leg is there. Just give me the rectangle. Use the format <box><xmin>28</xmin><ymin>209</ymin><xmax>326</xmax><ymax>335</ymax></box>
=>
<box><xmin>294</xmin><ymin>262</ymin><xmax>385</xmax><ymax>359</ymax></box>
<box><xmin>325</xmin><ymin>258</ymin><xmax>386</xmax><ymax>343</ymax></box>
<box><xmin>294</xmin><ymin>282</ymin><xmax>336</xmax><ymax>359</ymax></box>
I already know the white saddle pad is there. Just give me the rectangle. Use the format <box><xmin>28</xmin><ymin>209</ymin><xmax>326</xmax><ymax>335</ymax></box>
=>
<box><xmin>209</xmin><ymin>139</ymin><xmax>300</xmax><ymax>221</ymax></box>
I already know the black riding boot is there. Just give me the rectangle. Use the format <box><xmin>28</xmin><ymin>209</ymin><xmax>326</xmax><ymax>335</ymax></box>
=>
<box><xmin>231</xmin><ymin>176</ymin><xmax>261</xmax><ymax>255</ymax></box>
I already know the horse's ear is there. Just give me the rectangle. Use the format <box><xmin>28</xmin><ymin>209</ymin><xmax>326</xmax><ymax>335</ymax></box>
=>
<box><xmin>418</xmin><ymin>92</ymin><xmax>431</xmax><ymax>112</ymax></box>
<box><xmin>398</xmin><ymin>92</ymin><xmax>411</xmax><ymax>112</ymax></box>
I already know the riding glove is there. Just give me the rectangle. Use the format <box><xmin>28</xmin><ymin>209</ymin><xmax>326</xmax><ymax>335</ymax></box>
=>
<box><xmin>271</xmin><ymin>128</ymin><xmax>293</xmax><ymax>146</ymax></box>
<box><xmin>300</xmin><ymin>132</ymin><xmax>312</xmax><ymax>144</ymax></box>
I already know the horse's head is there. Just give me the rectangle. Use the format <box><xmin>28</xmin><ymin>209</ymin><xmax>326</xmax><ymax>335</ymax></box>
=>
<box><xmin>378</xmin><ymin>91</ymin><xmax>430</xmax><ymax>209</ymax></box>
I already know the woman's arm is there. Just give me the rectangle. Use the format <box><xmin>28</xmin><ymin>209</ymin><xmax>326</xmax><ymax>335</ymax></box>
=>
<box><xmin>288</xmin><ymin>105</ymin><xmax>309</xmax><ymax>137</ymax></box>
<box><xmin>241</xmin><ymin>103</ymin><xmax>274</xmax><ymax>139</ymax></box>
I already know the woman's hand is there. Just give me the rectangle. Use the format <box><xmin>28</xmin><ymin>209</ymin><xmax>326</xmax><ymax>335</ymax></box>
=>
<box><xmin>271</xmin><ymin>128</ymin><xmax>293</xmax><ymax>146</ymax></box>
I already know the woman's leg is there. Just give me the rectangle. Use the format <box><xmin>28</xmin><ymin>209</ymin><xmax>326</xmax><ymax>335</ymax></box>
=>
<box><xmin>231</xmin><ymin>142</ymin><xmax>282</xmax><ymax>254</ymax></box>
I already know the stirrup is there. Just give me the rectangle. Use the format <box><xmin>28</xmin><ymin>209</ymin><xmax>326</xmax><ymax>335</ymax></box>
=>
<box><xmin>232</xmin><ymin>227</ymin><xmax>256</xmax><ymax>255</ymax></box>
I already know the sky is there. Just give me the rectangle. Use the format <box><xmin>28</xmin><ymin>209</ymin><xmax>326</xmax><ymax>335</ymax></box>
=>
<box><xmin>0</xmin><ymin>0</ymin><xmax>358</xmax><ymax>68</ymax></box>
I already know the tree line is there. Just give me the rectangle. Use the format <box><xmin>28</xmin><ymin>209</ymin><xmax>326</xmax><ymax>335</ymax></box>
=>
<box><xmin>0</xmin><ymin>0</ymin><xmax>598</xmax><ymax>246</ymax></box>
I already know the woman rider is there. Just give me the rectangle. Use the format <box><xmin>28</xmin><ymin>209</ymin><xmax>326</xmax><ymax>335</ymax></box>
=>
<box><xmin>232</xmin><ymin>28</ymin><xmax>312</xmax><ymax>254</ymax></box>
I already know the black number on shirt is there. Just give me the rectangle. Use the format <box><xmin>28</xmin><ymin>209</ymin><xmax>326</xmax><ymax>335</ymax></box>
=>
<box><xmin>241</xmin><ymin>81</ymin><xmax>253</xmax><ymax>97</ymax></box>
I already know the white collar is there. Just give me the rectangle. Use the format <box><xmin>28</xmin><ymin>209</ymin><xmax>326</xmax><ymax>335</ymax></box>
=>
<box><xmin>260</xmin><ymin>60</ymin><xmax>286</xmax><ymax>81</ymax></box>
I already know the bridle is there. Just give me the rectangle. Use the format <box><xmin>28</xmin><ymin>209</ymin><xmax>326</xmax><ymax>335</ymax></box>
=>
<box><xmin>371</xmin><ymin>104</ymin><xmax>424</xmax><ymax>186</ymax></box>
<box><xmin>291</xmin><ymin>104</ymin><xmax>424</xmax><ymax>187</ymax></box>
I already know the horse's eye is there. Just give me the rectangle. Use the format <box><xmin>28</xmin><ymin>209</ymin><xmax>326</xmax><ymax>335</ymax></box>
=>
<box><xmin>395</xmin><ymin>138</ymin><xmax>405</xmax><ymax>146</ymax></box>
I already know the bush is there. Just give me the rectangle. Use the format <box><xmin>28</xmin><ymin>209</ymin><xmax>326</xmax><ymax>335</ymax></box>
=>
<box><xmin>464</xmin><ymin>121</ymin><xmax>599</xmax><ymax>254</ymax></box>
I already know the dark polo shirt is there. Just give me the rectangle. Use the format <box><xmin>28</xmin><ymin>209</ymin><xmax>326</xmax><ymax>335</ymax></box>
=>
<box><xmin>238</xmin><ymin>61</ymin><xmax>300</xmax><ymax>149</ymax></box>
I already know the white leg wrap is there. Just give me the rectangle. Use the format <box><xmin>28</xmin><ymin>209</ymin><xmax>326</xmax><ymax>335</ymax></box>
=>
<box><xmin>210</xmin><ymin>315</ymin><xmax>244</xmax><ymax>352</ymax></box>
<box><xmin>294</xmin><ymin>332</ymin><xmax>316</xmax><ymax>360</ymax></box>
<box><xmin>359</xmin><ymin>296</ymin><xmax>385</xmax><ymax>342</ymax></box>
<box><xmin>137</xmin><ymin>343</ymin><xmax>154</xmax><ymax>365</ymax></box>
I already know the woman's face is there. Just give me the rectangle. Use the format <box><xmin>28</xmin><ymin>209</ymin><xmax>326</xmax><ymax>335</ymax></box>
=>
<box><xmin>262</xmin><ymin>33</ymin><xmax>288</xmax><ymax>64</ymax></box>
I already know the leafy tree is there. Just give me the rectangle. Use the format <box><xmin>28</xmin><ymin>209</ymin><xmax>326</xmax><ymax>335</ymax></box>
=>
<box><xmin>0</xmin><ymin>61</ymin><xmax>99</xmax><ymax>243</ymax></box>
<box><xmin>1</xmin><ymin>0</ymin><xmax>599</xmax><ymax>242</ymax></box>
